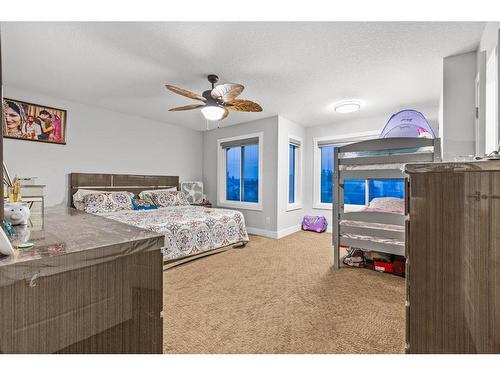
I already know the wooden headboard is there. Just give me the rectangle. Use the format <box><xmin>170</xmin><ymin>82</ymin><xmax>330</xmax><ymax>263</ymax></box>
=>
<box><xmin>69</xmin><ymin>172</ymin><xmax>179</xmax><ymax>207</ymax></box>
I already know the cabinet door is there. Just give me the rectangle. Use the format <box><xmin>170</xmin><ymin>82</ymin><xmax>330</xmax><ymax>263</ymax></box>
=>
<box><xmin>464</xmin><ymin>171</ymin><xmax>500</xmax><ymax>353</ymax></box>
<box><xmin>408</xmin><ymin>171</ymin><xmax>470</xmax><ymax>353</ymax></box>
<box><xmin>409</xmin><ymin>169</ymin><xmax>500</xmax><ymax>354</ymax></box>
<box><xmin>463</xmin><ymin>172</ymin><xmax>491</xmax><ymax>352</ymax></box>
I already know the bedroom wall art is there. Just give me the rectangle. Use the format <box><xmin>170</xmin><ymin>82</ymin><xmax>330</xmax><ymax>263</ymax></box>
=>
<box><xmin>2</xmin><ymin>98</ymin><xmax>67</xmax><ymax>144</ymax></box>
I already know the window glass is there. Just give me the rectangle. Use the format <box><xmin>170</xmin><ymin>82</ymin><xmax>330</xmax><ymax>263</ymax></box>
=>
<box><xmin>368</xmin><ymin>179</ymin><xmax>404</xmax><ymax>201</ymax></box>
<box><xmin>289</xmin><ymin>144</ymin><xmax>296</xmax><ymax>204</ymax></box>
<box><xmin>320</xmin><ymin>145</ymin><xmax>334</xmax><ymax>203</ymax></box>
<box><xmin>226</xmin><ymin>146</ymin><xmax>241</xmax><ymax>201</ymax></box>
<box><xmin>242</xmin><ymin>144</ymin><xmax>259</xmax><ymax>203</ymax></box>
<box><xmin>344</xmin><ymin>180</ymin><xmax>366</xmax><ymax>205</ymax></box>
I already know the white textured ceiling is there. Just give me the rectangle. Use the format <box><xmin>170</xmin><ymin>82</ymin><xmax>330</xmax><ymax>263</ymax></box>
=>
<box><xmin>1</xmin><ymin>22</ymin><xmax>485</xmax><ymax>131</ymax></box>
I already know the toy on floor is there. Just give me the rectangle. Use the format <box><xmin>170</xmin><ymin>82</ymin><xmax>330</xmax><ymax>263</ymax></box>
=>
<box><xmin>301</xmin><ymin>215</ymin><xmax>327</xmax><ymax>233</ymax></box>
<box><xmin>343</xmin><ymin>247</ymin><xmax>366</xmax><ymax>268</ymax></box>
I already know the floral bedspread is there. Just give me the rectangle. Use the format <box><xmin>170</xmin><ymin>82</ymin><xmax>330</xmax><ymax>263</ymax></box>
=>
<box><xmin>96</xmin><ymin>206</ymin><xmax>249</xmax><ymax>260</ymax></box>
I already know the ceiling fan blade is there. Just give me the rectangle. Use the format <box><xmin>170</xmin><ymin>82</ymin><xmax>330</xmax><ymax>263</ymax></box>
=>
<box><xmin>165</xmin><ymin>84</ymin><xmax>206</xmax><ymax>102</ymax></box>
<box><xmin>169</xmin><ymin>104</ymin><xmax>205</xmax><ymax>111</ymax></box>
<box><xmin>225</xmin><ymin>99</ymin><xmax>263</xmax><ymax>112</ymax></box>
<box><xmin>211</xmin><ymin>83</ymin><xmax>244</xmax><ymax>101</ymax></box>
<box><xmin>221</xmin><ymin>107</ymin><xmax>229</xmax><ymax>120</ymax></box>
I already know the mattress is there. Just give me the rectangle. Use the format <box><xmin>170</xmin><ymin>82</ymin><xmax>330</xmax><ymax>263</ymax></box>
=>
<box><xmin>340</xmin><ymin>146</ymin><xmax>434</xmax><ymax>158</ymax></box>
<box><xmin>339</xmin><ymin>163</ymin><xmax>404</xmax><ymax>171</ymax></box>
<box><xmin>96</xmin><ymin>206</ymin><xmax>249</xmax><ymax>260</ymax></box>
<box><xmin>340</xmin><ymin>232</ymin><xmax>404</xmax><ymax>247</ymax></box>
<box><xmin>340</xmin><ymin>220</ymin><xmax>404</xmax><ymax>232</ymax></box>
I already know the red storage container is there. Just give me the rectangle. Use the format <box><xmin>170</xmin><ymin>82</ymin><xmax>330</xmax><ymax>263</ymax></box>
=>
<box><xmin>392</xmin><ymin>255</ymin><xmax>406</xmax><ymax>277</ymax></box>
<box><xmin>373</xmin><ymin>261</ymin><xmax>394</xmax><ymax>273</ymax></box>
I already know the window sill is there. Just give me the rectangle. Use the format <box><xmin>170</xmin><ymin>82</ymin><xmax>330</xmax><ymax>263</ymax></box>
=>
<box><xmin>286</xmin><ymin>203</ymin><xmax>302</xmax><ymax>212</ymax></box>
<box><xmin>217</xmin><ymin>200</ymin><xmax>263</xmax><ymax>211</ymax></box>
<box><xmin>312</xmin><ymin>203</ymin><xmax>332</xmax><ymax>210</ymax></box>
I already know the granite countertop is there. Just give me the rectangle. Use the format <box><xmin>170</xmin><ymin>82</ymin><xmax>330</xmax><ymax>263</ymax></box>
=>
<box><xmin>405</xmin><ymin>159</ymin><xmax>500</xmax><ymax>174</ymax></box>
<box><xmin>0</xmin><ymin>205</ymin><xmax>164</xmax><ymax>271</ymax></box>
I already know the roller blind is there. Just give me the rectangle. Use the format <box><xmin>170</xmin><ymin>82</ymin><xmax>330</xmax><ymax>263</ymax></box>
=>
<box><xmin>317</xmin><ymin>140</ymin><xmax>336</xmax><ymax>147</ymax></box>
<box><xmin>289</xmin><ymin>139</ymin><xmax>301</xmax><ymax>147</ymax></box>
<box><xmin>220</xmin><ymin>137</ymin><xmax>259</xmax><ymax>149</ymax></box>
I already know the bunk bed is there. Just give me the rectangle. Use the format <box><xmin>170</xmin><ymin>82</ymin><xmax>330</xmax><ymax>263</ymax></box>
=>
<box><xmin>332</xmin><ymin>137</ymin><xmax>441</xmax><ymax>269</ymax></box>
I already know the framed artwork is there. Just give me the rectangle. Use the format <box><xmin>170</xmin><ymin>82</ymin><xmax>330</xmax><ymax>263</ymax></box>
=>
<box><xmin>2</xmin><ymin>98</ymin><xmax>67</xmax><ymax>145</ymax></box>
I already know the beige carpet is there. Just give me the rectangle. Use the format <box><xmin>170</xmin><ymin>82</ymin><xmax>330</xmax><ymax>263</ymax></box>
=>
<box><xmin>163</xmin><ymin>231</ymin><xmax>405</xmax><ymax>354</ymax></box>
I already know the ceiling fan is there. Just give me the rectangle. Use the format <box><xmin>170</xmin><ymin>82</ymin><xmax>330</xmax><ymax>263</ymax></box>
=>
<box><xmin>166</xmin><ymin>74</ymin><xmax>263</xmax><ymax>121</ymax></box>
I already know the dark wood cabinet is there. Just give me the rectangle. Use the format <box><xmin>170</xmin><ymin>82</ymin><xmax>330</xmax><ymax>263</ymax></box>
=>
<box><xmin>0</xmin><ymin>207</ymin><xmax>164</xmax><ymax>353</ymax></box>
<box><xmin>406</xmin><ymin>161</ymin><xmax>500</xmax><ymax>353</ymax></box>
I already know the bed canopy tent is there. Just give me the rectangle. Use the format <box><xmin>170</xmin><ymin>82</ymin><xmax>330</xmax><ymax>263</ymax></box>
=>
<box><xmin>379</xmin><ymin>109</ymin><xmax>436</xmax><ymax>139</ymax></box>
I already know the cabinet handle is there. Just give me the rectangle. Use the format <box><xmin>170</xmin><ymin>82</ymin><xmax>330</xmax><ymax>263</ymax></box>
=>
<box><xmin>467</xmin><ymin>191</ymin><xmax>481</xmax><ymax>201</ymax></box>
<box><xmin>466</xmin><ymin>191</ymin><xmax>500</xmax><ymax>200</ymax></box>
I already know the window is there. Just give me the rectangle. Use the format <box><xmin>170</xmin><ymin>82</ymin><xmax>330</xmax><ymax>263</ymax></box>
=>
<box><xmin>287</xmin><ymin>136</ymin><xmax>302</xmax><ymax>210</ymax></box>
<box><xmin>312</xmin><ymin>131</ymin><xmax>389</xmax><ymax>210</ymax></box>
<box><xmin>320</xmin><ymin>145</ymin><xmax>334</xmax><ymax>203</ymax></box>
<box><xmin>289</xmin><ymin>144</ymin><xmax>296</xmax><ymax>203</ymax></box>
<box><xmin>319</xmin><ymin>144</ymin><xmax>365</xmax><ymax>205</ymax></box>
<box><xmin>217</xmin><ymin>133</ymin><xmax>263</xmax><ymax>210</ymax></box>
<box><xmin>225</xmin><ymin>144</ymin><xmax>259</xmax><ymax>203</ymax></box>
<box><xmin>368</xmin><ymin>179</ymin><xmax>404</xmax><ymax>201</ymax></box>
<box><xmin>318</xmin><ymin>142</ymin><xmax>404</xmax><ymax>206</ymax></box>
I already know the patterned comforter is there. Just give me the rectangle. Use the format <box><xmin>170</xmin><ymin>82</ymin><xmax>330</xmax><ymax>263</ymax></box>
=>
<box><xmin>95</xmin><ymin>206</ymin><xmax>249</xmax><ymax>260</ymax></box>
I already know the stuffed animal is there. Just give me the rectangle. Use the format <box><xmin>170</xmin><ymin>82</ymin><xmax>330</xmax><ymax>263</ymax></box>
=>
<box><xmin>4</xmin><ymin>202</ymin><xmax>31</xmax><ymax>225</ymax></box>
<box><xmin>14</xmin><ymin>224</ymin><xmax>31</xmax><ymax>243</ymax></box>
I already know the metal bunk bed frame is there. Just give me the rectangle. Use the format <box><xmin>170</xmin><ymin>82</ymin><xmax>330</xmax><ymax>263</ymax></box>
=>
<box><xmin>332</xmin><ymin>137</ymin><xmax>441</xmax><ymax>269</ymax></box>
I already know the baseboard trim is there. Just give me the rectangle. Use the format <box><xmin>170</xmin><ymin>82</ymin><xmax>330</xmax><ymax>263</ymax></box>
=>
<box><xmin>246</xmin><ymin>227</ymin><xmax>278</xmax><ymax>239</ymax></box>
<box><xmin>246</xmin><ymin>224</ymin><xmax>304</xmax><ymax>239</ymax></box>
<box><xmin>276</xmin><ymin>224</ymin><xmax>302</xmax><ymax>239</ymax></box>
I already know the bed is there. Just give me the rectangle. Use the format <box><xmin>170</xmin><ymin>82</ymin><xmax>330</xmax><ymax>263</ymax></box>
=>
<box><xmin>332</xmin><ymin>137</ymin><xmax>441</xmax><ymax>269</ymax></box>
<box><xmin>69</xmin><ymin>173</ymin><xmax>249</xmax><ymax>265</ymax></box>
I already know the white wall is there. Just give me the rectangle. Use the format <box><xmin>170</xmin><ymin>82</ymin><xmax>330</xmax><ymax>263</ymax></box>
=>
<box><xmin>202</xmin><ymin>116</ymin><xmax>279</xmax><ymax>236</ymax></box>
<box><xmin>276</xmin><ymin>116</ymin><xmax>305</xmax><ymax>236</ymax></box>
<box><xmin>479</xmin><ymin>23</ymin><xmax>500</xmax><ymax>154</ymax></box>
<box><xmin>441</xmin><ymin>51</ymin><xmax>477</xmax><ymax>160</ymax></box>
<box><xmin>3</xmin><ymin>86</ymin><xmax>203</xmax><ymax>206</ymax></box>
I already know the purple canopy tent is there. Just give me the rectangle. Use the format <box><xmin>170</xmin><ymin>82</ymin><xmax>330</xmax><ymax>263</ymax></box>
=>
<box><xmin>379</xmin><ymin>109</ymin><xmax>436</xmax><ymax>139</ymax></box>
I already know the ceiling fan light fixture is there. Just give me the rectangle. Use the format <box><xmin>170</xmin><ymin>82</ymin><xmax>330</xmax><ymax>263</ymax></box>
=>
<box><xmin>201</xmin><ymin>105</ymin><xmax>225</xmax><ymax>121</ymax></box>
<box><xmin>334</xmin><ymin>100</ymin><xmax>361</xmax><ymax>114</ymax></box>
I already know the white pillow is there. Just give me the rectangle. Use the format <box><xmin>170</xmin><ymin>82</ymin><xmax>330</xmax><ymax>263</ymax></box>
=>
<box><xmin>73</xmin><ymin>189</ymin><xmax>106</xmax><ymax>210</ymax></box>
<box><xmin>139</xmin><ymin>187</ymin><xmax>177</xmax><ymax>200</ymax></box>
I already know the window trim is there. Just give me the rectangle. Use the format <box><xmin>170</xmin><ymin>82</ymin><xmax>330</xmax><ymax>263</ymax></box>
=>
<box><xmin>217</xmin><ymin>132</ymin><xmax>264</xmax><ymax>211</ymax></box>
<box><xmin>287</xmin><ymin>134</ymin><xmax>303</xmax><ymax>211</ymax></box>
<box><xmin>312</xmin><ymin>130</ymin><xmax>379</xmax><ymax>210</ymax></box>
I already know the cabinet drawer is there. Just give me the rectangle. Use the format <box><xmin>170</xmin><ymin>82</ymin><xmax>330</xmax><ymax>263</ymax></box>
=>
<box><xmin>0</xmin><ymin>259</ymin><xmax>132</xmax><ymax>353</ymax></box>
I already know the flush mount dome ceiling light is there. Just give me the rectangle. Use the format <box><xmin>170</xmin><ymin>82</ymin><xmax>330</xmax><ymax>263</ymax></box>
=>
<box><xmin>165</xmin><ymin>74</ymin><xmax>263</xmax><ymax>122</ymax></box>
<box><xmin>334</xmin><ymin>100</ymin><xmax>361</xmax><ymax>114</ymax></box>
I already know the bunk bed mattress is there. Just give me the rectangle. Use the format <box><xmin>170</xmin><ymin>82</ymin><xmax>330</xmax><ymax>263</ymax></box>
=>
<box><xmin>340</xmin><ymin>220</ymin><xmax>404</xmax><ymax>232</ymax></box>
<box><xmin>95</xmin><ymin>206</ymin><xmax>249</xmax><ymax>260</ymax></box>
<box><xmin>340</xmin><ymin>146</ymin><xmax>434</xmax><ymax>158</ymax></box>
<box><xmin>339</xmin><ymin>163</ymin><xmax>404</xmax><ymax>171</ymax></box>
<box><xmin>340</xmin><ymin>232</ymin><xmax>404</xmax><ymax>247</ymax></box>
